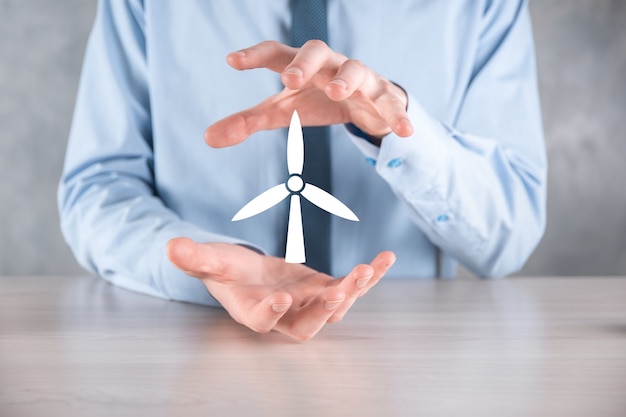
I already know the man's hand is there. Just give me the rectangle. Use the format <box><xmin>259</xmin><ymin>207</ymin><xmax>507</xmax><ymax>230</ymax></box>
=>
<box><xmin>205</xmin><ymin>40</ymin><xmax>413</xmax><ymax>148</ymax></box>
<box><xmin>166</xmin><ymin>238</ymin><xmax>395</xmax><ymax>341</ymax></box>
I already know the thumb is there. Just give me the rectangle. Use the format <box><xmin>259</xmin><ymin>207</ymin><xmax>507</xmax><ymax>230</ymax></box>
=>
<box><xmin>204</xmin><ymin>94</ymin><xmax>298</xmax><ymax>148</ymax></box>
<box><xmin>204</xmin><ymin>106</ymin><xmax>280</xmax><ymax>148</ymax></box>
<box><xmin>166</xmin><ymin>237</ymin><xmax>204</xmax><ymax>274</ymax></box>
<box><xmin>204</xmin><ymin>113</ymin><xmax>254</xmax><ymax>148</ymax></box>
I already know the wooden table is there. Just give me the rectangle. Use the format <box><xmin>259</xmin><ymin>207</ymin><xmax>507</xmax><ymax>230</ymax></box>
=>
<box><xmin>1</xmin><ymin>276</ymin><xmax>625</xmax><ymax>417</ymax></box>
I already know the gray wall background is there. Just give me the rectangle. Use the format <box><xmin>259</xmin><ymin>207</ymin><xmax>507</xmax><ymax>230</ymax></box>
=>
<box><xmin>1</xmin><ymin>0</ymin><xmax>625</xmax><ymax>276</ymax></box>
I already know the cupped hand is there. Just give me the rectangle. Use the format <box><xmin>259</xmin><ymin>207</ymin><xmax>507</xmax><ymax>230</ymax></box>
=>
<box><xmin>205</xmin><ymin>40</ymin><xmax>413</xmax><ymax>148</ymax></box>
<box><xmin>166</xmin><ymin>238</ymin><xmax>395</xmax><ymax>341</ymax></box>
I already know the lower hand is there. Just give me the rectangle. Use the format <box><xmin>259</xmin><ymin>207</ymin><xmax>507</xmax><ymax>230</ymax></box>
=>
<box><xmin>205</xmin><ymin>40</ymin><xmax>413</xmax><ymax>148</ymax></box>
<box><xmin>166</xmin><ymin>238</ymin><xmax>395</xmax><ymax>341</ymax></box>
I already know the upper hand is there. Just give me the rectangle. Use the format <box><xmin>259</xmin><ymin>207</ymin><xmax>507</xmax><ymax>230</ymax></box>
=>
<box><xmin>205</xmin><ymin>40</ymin><xmax>413</xmax><ymax>148</ymax></box>
<box><xmin>166</xmin><ymin>238</ymin><xmax>396</xmax><ymax>341</ymax></box>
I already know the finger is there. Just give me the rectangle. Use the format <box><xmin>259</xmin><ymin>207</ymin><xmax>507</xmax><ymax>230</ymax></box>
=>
<box><xmin>328</xmin><ymin>251</ymin><xmax>396</xmax><ymax>323</ymax></box>
<box><xmin>167</xmin><ymin>238</ymin><xmax>250</xmax><ymax>279</ymax></box>
<box><xmin>363</xmin><ymin>77</ymin><xmax>413</xmax><ymax>137</ymax></box>
<box><xmin>374</xmin><ymin>89</ymin><xmax>414</xmax><ymax>137</ymax></box>
<box><xmin>226</xmin><ymin>40</ymin><xmax>297</xmax><ymax>73</ymax></box>
<box><xmin>241</xmin><ymin>292</ymin><xmax>293</xmax><ymax>334</ymax></box>
<box><xmin>326</xmin><ymin>263</ymin><xmax>374</xmax><ymax>323</ymax></box>
<box><xmin>281</xmin><ymin>40</ymin><xmax>342</xmax><ymax>90</ymax></box>
<box><xmin>204</xmin><ymin>108</ymin><xmax>272</xmax><ymax>148</ymax></box>
<box><xmin>204</xmin><ymin>92</ymin><xmax>303</xmax><ymax>148</ymax></box>
<box><xmin>166</xmin><ymin>237</ymin><xmax>206</xmax><ymax>276</ymax></box>
<box><xmin>275</xmin><ymin>286</ymin><xmax>345</xmax><ymax>341</ymax></box>
<box><xmin>324</xmin><ymin>59</ymin><xmax>368</xmax><ymax>101</ymax></box>
<box><xmin>358</xmin><ymin>250</ymin><xmax>396</xmax><ymax>296</ymax></box>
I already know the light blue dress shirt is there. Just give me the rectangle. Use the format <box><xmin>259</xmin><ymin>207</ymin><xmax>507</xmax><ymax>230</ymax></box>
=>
<box><xmin>59</xmin><ymin>0</ymin><xmax>546</xmax><ymax>306</ymax></box>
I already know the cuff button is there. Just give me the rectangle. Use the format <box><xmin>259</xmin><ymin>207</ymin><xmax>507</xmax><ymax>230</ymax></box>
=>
<box><xmin>436</xmin><ymin>214</ymin><xmax>450</xmax><ymax>222</ymax></box>
<box><xmin>365</xmin><ymin>157</ymin><xmax>377</xmax><ymax>166</ymax></box>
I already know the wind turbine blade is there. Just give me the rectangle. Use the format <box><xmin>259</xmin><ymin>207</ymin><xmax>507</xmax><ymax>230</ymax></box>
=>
<box><xmin>287</xmin><ymin>110</ymin><xmax>304</xmax><ymax>175</ymax></box>
<box><xmin>301</xmin><ymin>184</ymin><xmax>359</xmax><ymax>221</ymax></box>
<box><xmin>232</xmin><ymin>184</ymin><xmax>290</xmax><ymax>221</ymax></box>
<box><xmin>285</xmin><ymin>195</ymin><xmax>306</xmax><ymax>263</ymax></box>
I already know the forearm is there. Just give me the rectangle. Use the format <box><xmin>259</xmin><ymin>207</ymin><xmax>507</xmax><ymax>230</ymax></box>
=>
<box><xmin>346</xmin><ymin>94</ymin><xmax>546</xmax><ymax>277</ymax></box>
<box><xmin>58</xmin><ymin>163</ymin><xmax>263</xmax><ymax>306</ymax></box>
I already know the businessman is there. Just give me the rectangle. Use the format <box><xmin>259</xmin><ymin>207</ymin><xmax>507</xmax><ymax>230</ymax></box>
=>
<box><xmin>59</xmin><ymin>0</ymin><xmax>546</xmax><ymax>340</ymax></box>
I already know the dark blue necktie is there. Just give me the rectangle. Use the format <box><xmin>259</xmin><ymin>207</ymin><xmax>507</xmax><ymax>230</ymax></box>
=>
<box><xmin>290</xmin><ymin>0</ymin><xmax>332</xmax><ymax>274</ymax></box>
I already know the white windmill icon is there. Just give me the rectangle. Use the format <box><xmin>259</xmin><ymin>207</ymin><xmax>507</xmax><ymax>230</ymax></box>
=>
<box><xmin>232</xmin><ymin>110</ymin><xmax>359</xmax><ymax>263</ymax></box>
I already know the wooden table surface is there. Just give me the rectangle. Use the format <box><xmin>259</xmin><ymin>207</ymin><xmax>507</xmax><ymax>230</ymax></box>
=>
<box><xmin>1</xmin><ymin>276</ymin><xmax>625</xmax><ymax>417</ymax></box>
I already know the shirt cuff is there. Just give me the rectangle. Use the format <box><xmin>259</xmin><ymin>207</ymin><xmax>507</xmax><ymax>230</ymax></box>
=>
<box><xmin>344</xmin><ymin>92</ymin><xmax>449</xmax><ymax>197</ymax></box>
<box><xmin>344</xmin><ymin>93</ymin><xmax>484</xmax><ymax>254</ymax></box>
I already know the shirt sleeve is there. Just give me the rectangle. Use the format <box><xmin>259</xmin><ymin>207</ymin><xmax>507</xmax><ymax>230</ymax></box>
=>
<box><xmin>58</xmin><ymin>0</ymin><xmax>255</xmax><ymax>306</ymax></box>
<box><xmin>346</xmin><ymin>0</ymin><xmax>547</xmax><ymax>277</ymax></box>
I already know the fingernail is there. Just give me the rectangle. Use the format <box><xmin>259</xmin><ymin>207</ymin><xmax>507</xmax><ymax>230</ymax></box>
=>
<box><xmin>324</xmin><ymin>300</ymin><xmax>343</xmax><ymax>310</ymax></box>
<box><xmin>226</xmin><ymin>51</ymin><xmax>245</xmax><ymax>63</ymax></box>
<box><xmin>283</xmin><ymin>67</ymin><xmax>303</xmax><ymax>78</ymax></box>
<box><xmin>356</xmin><ymin>277</ymin><xmax>370</xmax><ymax>288</ymax></box>
<box><xmin>272</xmin><ymin>303</ymin><xmax>290</xmax><ymax>313</ymax></box>
<box><xmin>329</xmin><ymin>79</ymin><xmax>347</xmax><ymax>89</ymax></box>
<box><xmin>396</xmin><ymin>118</ymin><xmax>413</xmax><ymax>136</ymax></box>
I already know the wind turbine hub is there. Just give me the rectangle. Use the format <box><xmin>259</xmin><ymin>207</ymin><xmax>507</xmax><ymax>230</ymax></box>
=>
<box><xmin>286</xmin><ymin>174</ymin><xmax>305</xmax><ymax>194</ymax></box>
